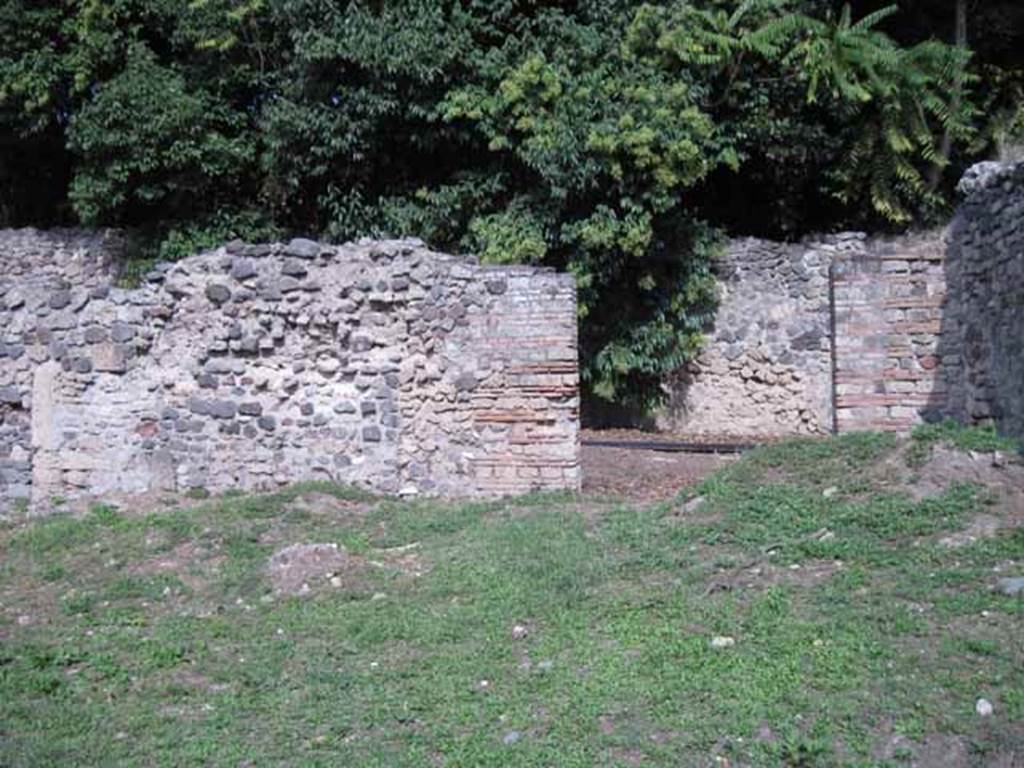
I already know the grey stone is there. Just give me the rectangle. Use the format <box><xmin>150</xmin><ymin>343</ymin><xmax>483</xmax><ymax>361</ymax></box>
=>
<box><xmin>680</xmin><ymin>496</ymin><xmax>705</xmax><ymax>514</ymax></box>
<box><xmin>281</xmin><ymin>258</ymin><xmax>307</xmax><ymax>278</ymax></box>
<box><xmin>0</xmin><ymin>386</ymin><xmax>22</xmax><ymax>405</ymax></box>
<box><xmin>0</xmin><ymin>343</ymin><xmax>25</xmax><ymax>359</ymax></box>
<box><xmin>997</xmin><ymin>577</ymin><xmax>1024</xmax><ymax>597</ymax></box>
<box><xmin>231</xmin><ymin>258</ymin><xmax>257</xmax><ymax>281</ymax></box>
<box><xmin>362</xmin><ymin>426</ymin><xmax>382</xmax><ymax>442</ymax></box>
<box><xmin>238</xmin><ymin>402</ymin><xmax>263</xmax><ymax>417</ymax></box>
<box><xmin>84</xmin><ymin>326</ymin><xmax>107</xmax><ymax>344</ymax></box>
<box><xmin>284</xmin><ymin>238</ymin><xmax>320</xmax><ymax>259</ymax></box>
<box><xmin>958</xmin><ymin>161</ymin><xmax>1013</xmax><ymax>197</ymax></box>
<box><xmin>790</xmin><ymin>329</ymin><xmax>822</xmax><ymax>351</ymax></box>
<box><xmin>110</xmin><ymin>321</ymin><xmax>136</xmax><ymax>342</ymax></box>
<box><xmin>209</xmin><ymin>400</ymin><xmax>238</xmax><ymax>419</ymax></box>
<box><xmin>246</xmin><ymin>243</ymin><xmax>272</xmax><ymax>258</ymax></box>
<box><xmin>317</xmin><ymin>357</ymin><xmax>341</xmax><ymax>375</ymax></box>
<box><xmin>259</xmin><ymin>279</ymin><xmax>283</xmax><ymax>301</ymax></box>
<box><xmin>187</xmin><ymin>397</ymin><xmax>212</xmax><ymax>416</ymax></box>
<box><xmin>454</xmin><ymin>372</ymin><xmax>478</xmax><ymax>391</ymax></box>
<box><xmin>49</xmin><ymin>290</ymin><xmax>71</xmax><ymax>309</ymax></box>
<box><xmin>257</xmin><ymin>415</ymin><xmax>277</xmax><ymax>431</ymax></box>
<box><xmin>486</xmin><ymin>279</ymin><xmax>507</xmax><ymax>295</ymax></box>
<box><xmin>334</xmin><ymin>401</ymin><xmax>357</xmax><ymax>414</ymax></box>
<box><xmin>206</xmin><ymin>283</ymin><xmax>232</xmax><ymax>305</ymax></box>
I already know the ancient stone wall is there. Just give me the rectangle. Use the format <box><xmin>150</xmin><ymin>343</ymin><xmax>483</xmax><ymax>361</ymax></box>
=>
<box><xmin>658</xmin><ymin>230</ymin><xmax>950</xmax><ymax>437</ymax></box>
<box><xmin>831</xmin><ymin>233</ymin><xmax>948</xmax><ymax>432</ymax></box>
<box><xmin>658</xmin><ymin>235</ymin><xmax>842</xmax><ymax>437</ymax></box>
<box><xmin>943</xmin><ymin>161</ymin><xmax>1024</xmax><ymax>440</ymax></box>
<box><xmin>659</xmin><ymin>158</ymin><xmax>1022</xmax><ymax>442</ymax></box>
<box><xmin>0</xmin><ymin>232</ymin><xmax>580</xmax><ymax>516</ymax></box>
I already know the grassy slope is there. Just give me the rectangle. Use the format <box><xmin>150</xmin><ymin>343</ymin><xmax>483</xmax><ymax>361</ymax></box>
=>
<box><xmin>0</xmin><ymin>432</ymin><xmax>1022</xmax><ymax>767</ymax></box>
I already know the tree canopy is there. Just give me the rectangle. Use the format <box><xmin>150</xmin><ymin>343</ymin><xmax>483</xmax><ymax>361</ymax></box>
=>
<box><xmin>1</xmin><ymin>0</ymin><xmax>1015</xmax><ymax>407</ymax></box>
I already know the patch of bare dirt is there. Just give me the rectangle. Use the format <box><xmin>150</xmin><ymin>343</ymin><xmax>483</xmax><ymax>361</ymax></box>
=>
<box><xmin>285</xmin><ymin>492</ymin><xmax>375</xmax><ymax>521</ymax></box>
<box><xmin>267</xmin><ymin>540</ymin><xmax>429</xmax><ymax>597</ymax></box>
<box><xmin>129</xmin><ymin>540</ymin><xmax>226</xmax><ymax>591</ymax></box>
<box><xmin>872</xmin><ymin>721</ymin><xmax>1024</xmax><ymax>768</ymax></box>
<box><xmin>267</xmin><ymin>543</ymin><xmax>364</xmax><ymax>597</ymax></box>
<box><xmin>582</xmin><ymin>444</ymin><xmax>734</xmax><ymax>503</ymax></box>
<box><xmin>871</xmin><ymin>444</ymin><xmax>1024</xmax><ymax>548</ymax></box>
<box><xmin>873</xmin><ymin>727</ymin><xmax>970</xmax><ymax>768</ymax></box>
<box><xmin>911</xmin><ymin>445</ymin><xmax>1024</xmax><ymax>503</ymax></box>
<box><xmin>172</xmin><ymin>666</ymin><xmax>234</xmax><ymax>695</ymax></box>
<box><xmin>704</xmin><ymin>558</ymin><xmax>843</xmax><ymax>595</ymax></box>
<box><xmin>939</xmin><ymin>514</ymin><xmax>1006</xmax><ymax>549</ymax></box>
<box><xmin>368</xmin><ymin>542</ymin><xmax>432</xmax><ymax>579</ymax></box>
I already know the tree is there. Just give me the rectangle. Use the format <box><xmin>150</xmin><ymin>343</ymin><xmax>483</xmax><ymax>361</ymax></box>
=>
<box><xmin>0</xmin><ymin>0</ymin><xmax>985</xmax><ymax>408</ymax></box>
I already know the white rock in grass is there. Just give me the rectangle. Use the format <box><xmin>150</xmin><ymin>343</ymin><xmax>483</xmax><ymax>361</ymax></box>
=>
<box><xmin>996</xmin><ymin>577</ymin><xmax>1024</xmax><ymax>596</ymax></box>
<box><xmin>680</xmin><ymin>496</ymin><xmax>705</xmax><ymax>514</ymax></box>
<box><xmin>710</xmin><ymin>635</ymin><xmax>736</xmax><ymax>649</ymax></box>
<box><xmin>976</xmin><ymin>698</ymin><xmax>994</xmax><ymax>717</ymax></box>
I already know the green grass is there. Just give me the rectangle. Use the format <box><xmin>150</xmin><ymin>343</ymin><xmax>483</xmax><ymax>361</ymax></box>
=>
<box><xmin>907</xmin><ymin>420</ymin><xmax>1022</xmax><ymax>466</ymax></box>
<box><xmin>1</xmin><ymin>438</ymin><xmax>1022</xmax><ymax>766</ymax></box>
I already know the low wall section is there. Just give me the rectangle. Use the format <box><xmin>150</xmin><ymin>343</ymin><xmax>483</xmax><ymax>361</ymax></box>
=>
<box><xmin>0</xmin><ymin>233</ymin><xmax>580</xmax><ymax>516</ymax></box>
<box><xmin>658</xmin><ymin>236</ymin><xmax>836</xmax><ymax>437</ymax></box>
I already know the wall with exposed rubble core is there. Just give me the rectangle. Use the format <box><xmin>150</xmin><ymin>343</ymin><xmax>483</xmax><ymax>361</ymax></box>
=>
<box><xmin>660</xmin><ymin>160</ymin><xmax>1023</xmax><ymax>440</ymax></box>
<box><xmin>659</xmin><ymin>230</ymin><xmax>955</xmax><ymax>438</ymax></box>
<box><xmin>659</xmin><ymin>235</ymin><xmax>844</xmax><ymax>437</ymax></box>
<box><xmin>942</xmin><ymin>161</ymin><xmax>1024</xmax><ymax>440</ymax></box>
<box><xmin>0</xmin><ymin>232</ymin><xmax>580</xmax><ymax>516</ymax></box>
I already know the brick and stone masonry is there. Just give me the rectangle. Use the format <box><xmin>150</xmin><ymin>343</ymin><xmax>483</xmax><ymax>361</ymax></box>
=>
<box><xmin>658</xmin><ymin>231</ymin><xmax>948</xmax><ymax>437</ymax></box>
<box><xmin>831</xmin><ymin>232</ymin><xmax>948</xmax><ymax>433</ymax></box>
<box><xmin>658</xmin><ymin>235</ymin><xmax>837</xmax><ymax>437</ymax></box>
<box><xmin>2</xmin><ymin>163</ymin><xmax>1020</xmax><ymax>516</ymax></box>
<box><xmin>660</xmin><ymin>160</ymin><xmax>1023</xmax><ymax>441</ymax></box>
<box><xmin>0</xmin><ymin>233</ymin><xmax>581</xmax><ymax>516</ymax></box>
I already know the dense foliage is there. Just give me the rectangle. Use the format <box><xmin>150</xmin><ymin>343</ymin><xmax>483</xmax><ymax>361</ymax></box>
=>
<box><xmin>1</xmin><ymin>0</ymin><xmax>1014</xmax><ymax>407</ymax></box>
